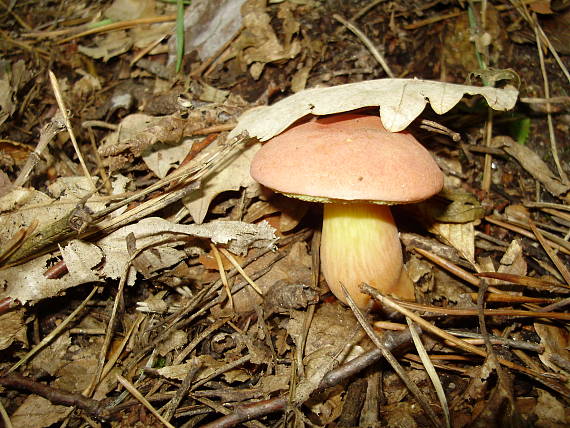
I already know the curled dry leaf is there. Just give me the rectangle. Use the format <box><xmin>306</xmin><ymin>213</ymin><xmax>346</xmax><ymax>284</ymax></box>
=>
<box><xmin>229</xmin><ymin>78</ymin><xmax>519</xmax><ymax>140</ymax></box>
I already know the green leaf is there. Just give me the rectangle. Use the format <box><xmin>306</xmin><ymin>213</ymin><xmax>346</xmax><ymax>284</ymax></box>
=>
<box><xmin>509</xmin><ymin>117</ymin><xmax>531</xmax><ymax>145</ymax></box>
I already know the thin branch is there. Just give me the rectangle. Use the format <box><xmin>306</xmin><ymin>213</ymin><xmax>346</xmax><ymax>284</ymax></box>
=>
<box><xmin>48</xmin><ymin>70</ymin><xmax>96</xmax><ymax>191</ymax></box>
<box><xmin>332</xmin><ymin>14</ymin><xmax>394</xmax><ymax>78</ymax></box>
<box><xmin>200</xmin><ymin>328</ymin><xmax>414</xmax><ymax>428</ymax></box>
<box><xmin>341</xmin><ymin>285</ymin><xmax>440</xmax><ymax>428</ymax></box>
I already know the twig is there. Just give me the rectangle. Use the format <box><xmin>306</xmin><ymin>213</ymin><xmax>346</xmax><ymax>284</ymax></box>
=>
<box><xmin>191</xmin><ymin>355</ymin><xmax>251</xmax><ymax>391</ymax></box>
<box><xmin>482</xmin><ymin>109</ymin><xmax>494</xmax><ymax>192</ymax></box>
<box><xmin>532</xmin><ymin>14</ymin><xmax>568</xmax><ymax>183</ymax></box>
<box><xmin>446</xmin><ymin>330</ymin><xmax>543</xmax><ymax>353</ymax></box>
<box><xmin>0</xmin><ymin>373</ymin><xmax>110</xmax><ymax>420</ymax></box>
<box><xmin>0</xmin><ymin>397</ymin><xmax>12</xmax><ymax>428</ymax></box>
<box><xmin>476</xmin><ymin>279</ymin><xmax>518</xmax><ymax>417</ymax></box>
<box><xmin>395</xmin><ymin>300</ymin><xmax>570</xmax><ymax>321</ymax></box>
<box><xmin>98</xmin><ymin>314</ymin><xmax>145</xmax><ymax>387</ymax></box>
<box><xmin>413</xmin><ymin>246</ymin><xmax>504</xmax><ymax>294</ymax></box>
<box><xmin>351</xmin><ymin>0</ymin><xmax>387</xmax><ymax>21</ymax></box>
<box><xmin>162</xmin><ymin>358</ymin><xmax>202</xmax><ymax>422</ymax></box>
<box><xmin>485</xmin><ymin>216</ymin><xmax>570</xmax><ymax>256</ymax></box>
<box><xmin>7</xmin><ymin>286</ymin><xmax>99</xmax><ymax>373</ymax></box>
<box><xmin>529</xmin><ymin>219</ymin><xmax>570</xmax><ymax>286</ymax></box>
<box><xmin>341</xmin><ymin>285</ymin><xmax>440</xmax><ymax>428</ymax></box>
<box><xmin>48</xmin><ymin>70</ymin><xmax>96</xmax><ymax>191</ymax></box>
<box><xmin>361</xmin><ymin>284</ymin><xmax>570</xmax><ymax>398</ymax></box>
<box><xmin>219</xmin><ymin>248</ymin><xmax>263</xmax><ymax>295</ymax></box>
<box><xmin>200</xmin><ymin>328</ymin><xmax>415</xmax><ymax>428</ymax></box>
<box><xmin>332</xmin><ymin>14</ymin><xmax>394</xmax><ymax>78</ymax></box>
<box><xmin>211</xmin><ymin>244</ymin><xmax>234</xmax><ymax>311</ymax></box>
<box><xmin>420</xmin><ymin>119</ymin><xmax>461</xmax><ymax>142</ymax></box>
<box><xmin>13</xmin><ymin>114</ymin><xmax>66</xmax><ymax>187</ymax></box>
<box><xmin>2</xmin><ymin>133</ymin><xmax>249</xmax><ymax>267</ymax></box>
<box><xmin>407</xmin><ymin>317</ymin><xmax>450</xmax><ymax>428</ymax></box>
<box><xmin>56</xmin><ymin>15</ymin><xmax>176</xmax><ymax>44</ymax></box>
<box><xmin>85</xmin><ymin>259</ymin><xmax>131</xmax><ymax>397</ymax></box>
<box><xmin>116</xmin><ymin>374</ymin><xmax>175</xmax><ymax>428</ymax></box>
<box><xmin>174</xmin><ymin>318</ymin><xmax>229</xmax><ymax>365</ymax></box>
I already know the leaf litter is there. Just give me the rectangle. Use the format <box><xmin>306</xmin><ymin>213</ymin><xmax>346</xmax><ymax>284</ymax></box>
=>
<box><xmin>1</xmin><ymin>0</ymin><xmax>570</xmax><ymax>427</ymax></box>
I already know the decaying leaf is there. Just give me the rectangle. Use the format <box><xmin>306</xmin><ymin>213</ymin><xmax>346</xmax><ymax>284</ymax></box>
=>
<box><xmin>534</xmin><ymin>389</ymin><xmax>569</xmax><ymax>428</ymax></box>
<box><xmin>183</xmin><ymin>141</ymin><xmax>262</xmax><ymax>224</ymax></box>
<box><xmin>53</xmin><ymin>359</ymin><xmax>98</xmax><ymax>393</ymax></box>
<box><xmin>534</xmin><ymin>322</ymin><xmax>570</xmax><ymax>374</ymax></box>
<box><xmin>0</xmin><ymin>307</ymin><xmax>27</xmax><ymax>351</ymax></box>
<box><xmin>232</xmin><ymin>0</ymin><xmax>301</xmax><ymax>79</ymax></box>
<box><xmin>181</xmin><ymin>0</ymin><xmax>246</xmax><ymax>61</ymax></box>
<box><xmin>287</xmin><ymin>302</ymin><xmax>360</xmax><ymax>358</ymax></box>
<box><xmin>495</xmin><ymin>135</ymin><xmax>570</xmax><ymax>199</ymax></box>
<box><xmin>157</xmin><ymin>354</ymin><xmax>250</xmax><ymax>383</ymax></box>
<box><xmin>31</xmin><ymin>332</ymin><xmax>72</xmax><ymax>376</ymax></box>
<box><xmin>429</xmin><ymin>221</ymin><xmax>476</xmax><ymax>265</ymax></box>
<box><xmin>142</xmin><ymin>138</ymin><xmax>194</xmax><ymax>179</ymax></box>
<box><xmin>421</xmin><ymin>189</ymin><xmax>485</xmax><ymax>223</ymax></box>
<box><xmin>498</xmin><ymin>239</ymin><xmax>527</xmax><ymax>277</ymax></box>
<box><xmin>0</xmin><ymin>217</ymin><xmax>276</xmax><ymax>303</ymax></box>
<box><xmin>78</xmin><ymin>31</ymin><xmax>133</xmax><ymax>62</ymax></box>
<box><xmin>10</xmin><ymin>395</ymin><xmax>70</xmax><ymax>428</ymax></box>
<box><xmin>229</xmin><ymin>78</ymin><xmax>518</xmax><ymax>140</ymax></box>
<box><xmin>0</xmin><ymin>60</ymin><xmax>31</xmax><ymax>128</ymax></box>
<box><xmin>0</xmin><ymin>241</ymin><xmax>105</xmax><ymax>304</ymax></box>
<box><xmin>227</xmin><ymin>241</ymin><xmax>312</xmax><ymax>313</ymax></box>
<box><xmin>157</xmin><ymin>330</ymin><xmax>188</xmax><ymax>356</ymax></box>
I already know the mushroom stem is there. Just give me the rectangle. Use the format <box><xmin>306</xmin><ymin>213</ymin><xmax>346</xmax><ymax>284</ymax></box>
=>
<box><xmin>320</xmin><ymin>202</ymin><xmax>414</xmax><ymax>308</ymax></box>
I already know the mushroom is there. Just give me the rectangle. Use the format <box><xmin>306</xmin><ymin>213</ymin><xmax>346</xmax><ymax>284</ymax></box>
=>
<box><xmin>250</xmin><ymin>113</ymin><xmax>443</xmax><ymax>308</ymax></box>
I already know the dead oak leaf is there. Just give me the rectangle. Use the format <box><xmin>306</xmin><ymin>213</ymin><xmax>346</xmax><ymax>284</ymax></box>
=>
<box><xmin>183</xmin><ymin>141</ymin><xmax>262</xmax><ymax>224</ymax></box>
<box><xmin>229</xmin><ymin>78</ymin><xmax>518</xmax><ymax>141</ymax></box>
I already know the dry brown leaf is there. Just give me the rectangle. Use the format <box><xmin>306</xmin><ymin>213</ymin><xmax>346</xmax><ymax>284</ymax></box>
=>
<box><xmin>534</xmin><ymin>322</ymin><xmax>570</xmax><ymax>374</ymax></box>
<box><xmin>156</xmin><ymin>330</ymin><xmax>188</xmax><ymax>356</ymax></box>
<box><xmin>498</xmin><ymin>239</ymin><xmax>527</xmax><ymax>277</ymax></box>
<box><xmin>496</xmin><ymin>135</ymin><xmax>570</xmax><ymax>198</ymax></box>
<box><xmin>0</xmin><ymin>188</ymin><xmax>69</xmax><ymax>246</ymax></box>
<box><xmin>183</xmin><ymin>140</ymin><xmax>262</xmax><ymax>224</ymax></box>
<box><xmin>142</xmin><ymin>138</ymin><xmax>194</xmax><ymax>178</ymax></box>
<box><xmin>0</xmin><ymin>60</ymin><xmax>31</xmax><ymax>128</ymax></box>
<box><xmin>228</xmin><ymin>241</ymin><xmax>312</xmax><ymax>313</ymax></box>
<box><xmin>256</xmin><ymin>373</ymin><xmax>290</xmax><ymax>395</ymax></box>
<box><xmin>229</xmin><ymin>79</ymin><xmax>518</xmax><ymax>140</ymax></box>
<box><xmin>287</xmin><ymin>302</ymin><xmax>359</xmax><ymax>358</ymax></box>
<box><xmin>10</xmin><ymin>395</ymin><xmax>70</xmax><ymax>428</ymax></box>
<box><xmin>0</xmin><ymin>241</ymin><xmax>105</xmax><ymax>304</ymax></box>
<box><xmin>157</xmin><ymin>354</ymin><xmax>250</xmax><ymax>383</ymax></box>
<box><xmin>181</xmin><ymin>0</ymin><xmax>246</xmax><ymax>61</ymax></box>
<box><xmin>534</xmin><ymin>389</ymin><xmax>569</xmax><ymax>428</ymax></box>
<box><xmin>0</xmin><ymin>307</ymin><xmax>27</xmax><ymax>351</ymax></box>
<box><xmin>53</xmin><ymin>359</ymin><xmax>98</xmax><ymax>393</ymax></box>
<box><xmin>232</xmin><ymin>0</ymin><xmax>301</xmax><ymax>79</ymax></box>
<box><xmin>429</xmin><ymin>221</ymin><xmax>476</xmax><ymax>265</ymax></box>
<box><xmin>30</xmin><ymin>332</ymin><xmax>72</xmax><ymax>376</ymax></box>
<box><xmin>104</xmin><ymin>0</ymin><xmax>156</xmax><ymax>20</ymax></box>
<box><xmin>0</xmin><ymin>217</ymin><xmax>276</xmax><ymax>303</ymax></box>
<box><xmin>78</xmin><ymin>31</ymin><xmax>133</xmax><ymax>62</ymax></box>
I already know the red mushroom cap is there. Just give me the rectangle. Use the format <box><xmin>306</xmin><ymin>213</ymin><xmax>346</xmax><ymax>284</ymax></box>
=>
<box><xmin>250</xmin><ymin>113</ymin><xmax>443</xmax><ymax>204</ymax></box>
